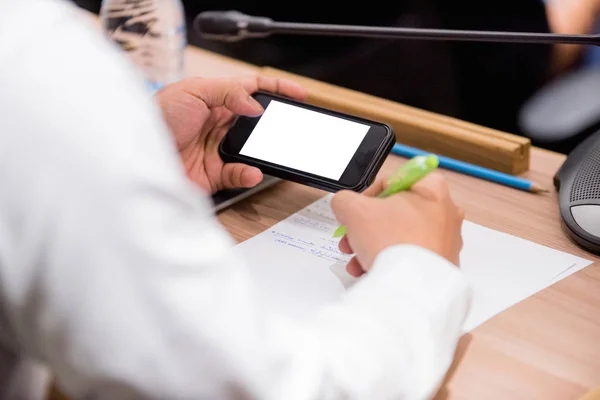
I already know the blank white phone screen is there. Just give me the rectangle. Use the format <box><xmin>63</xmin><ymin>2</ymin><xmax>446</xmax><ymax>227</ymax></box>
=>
<box><xmin>239</xmin><ymin>100</ymin><xmax>370</xmax><ymax>180</ymax></box>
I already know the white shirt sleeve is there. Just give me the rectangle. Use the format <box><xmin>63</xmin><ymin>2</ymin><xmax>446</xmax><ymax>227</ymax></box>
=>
<box><xmin>0</xmin><ymin>1</ymin><xmax>472</xmax><ymax>399</ymax></box>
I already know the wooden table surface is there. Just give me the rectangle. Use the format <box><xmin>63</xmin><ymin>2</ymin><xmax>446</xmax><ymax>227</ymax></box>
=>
<box><xmin>183</xmin><ymin>45</ymin><xmax>600</xmax><ymax>400</ymax></box>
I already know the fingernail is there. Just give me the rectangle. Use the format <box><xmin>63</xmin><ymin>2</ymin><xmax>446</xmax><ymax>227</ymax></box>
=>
<box><xmin>247</xmin><ymin>95</ymin><xmax>264</xmax><ymax>113</ymax></box>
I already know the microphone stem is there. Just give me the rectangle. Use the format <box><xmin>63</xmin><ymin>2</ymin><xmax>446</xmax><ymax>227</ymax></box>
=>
<box><xmin>271</xmin><ymin>22</ymin><xmax>600</xmax><ymax>46</ymax></box>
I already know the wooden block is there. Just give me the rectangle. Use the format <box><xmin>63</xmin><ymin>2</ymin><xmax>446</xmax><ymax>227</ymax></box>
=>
<box><xmin>260</xmin><ymin>67</ymin><xmax>531</xmax><ymax>174</ymax></box>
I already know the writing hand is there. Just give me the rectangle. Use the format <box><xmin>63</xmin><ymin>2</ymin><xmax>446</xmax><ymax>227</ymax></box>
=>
<box><xmin>331</xmin><ymin>173</ymin><xmax>465</xmax><ymax>277</ymax></box>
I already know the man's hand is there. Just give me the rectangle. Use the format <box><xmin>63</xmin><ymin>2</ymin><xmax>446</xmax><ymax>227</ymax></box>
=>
<box><xmin>155</xmin><ymin>75</ymin><xmax>307</xmax><ymax>194</ymax></box>
<box><xmin>331</xmin><ymin>173</ymin><xmax>464</xmax><ymax>277</ymax></box>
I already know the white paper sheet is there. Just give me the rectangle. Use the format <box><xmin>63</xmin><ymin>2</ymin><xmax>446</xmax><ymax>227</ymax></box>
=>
<box><xmin>233</xmin><ymin>194</ymin><xmax>593</xmax><ymax>331</ymax></box>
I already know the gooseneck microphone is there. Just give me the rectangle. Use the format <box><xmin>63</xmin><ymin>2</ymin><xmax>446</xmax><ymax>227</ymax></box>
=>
<box><xmin>194</xmin><ymin>10</ymin><xmax>600</xmax><ymax>45</ymax></box>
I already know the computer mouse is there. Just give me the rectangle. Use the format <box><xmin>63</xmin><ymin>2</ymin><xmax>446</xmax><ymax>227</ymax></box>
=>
<box><xmin>554</xmin><ymin>128</ymin><xmax>600</xmax><ymax>254</ymax></box>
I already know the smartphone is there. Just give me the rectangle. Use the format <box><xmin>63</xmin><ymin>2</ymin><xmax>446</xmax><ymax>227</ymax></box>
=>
<box><xmin>219</xmin><ymin>91</ymin><xmax>395</xmax><ymax>192</ymax></box>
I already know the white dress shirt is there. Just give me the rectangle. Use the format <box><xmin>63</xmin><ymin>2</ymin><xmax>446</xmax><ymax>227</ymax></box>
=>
<box><xmin>0</xmin><ymin>0</ymin><xmax>472</xmax><ymax>399</ymax></box>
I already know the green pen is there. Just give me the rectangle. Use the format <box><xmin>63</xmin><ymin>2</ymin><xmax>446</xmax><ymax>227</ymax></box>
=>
<box><xmin>332</xmin><ymin>154</ymin><xmax>440</xmax><ymax>238</ymax></box>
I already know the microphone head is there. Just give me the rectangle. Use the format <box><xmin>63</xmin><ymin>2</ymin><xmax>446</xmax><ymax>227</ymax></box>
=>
<box><xmin>193</xmin><ymin>10</ymin><xmax>273</xmax><ymax>42</ymax></box>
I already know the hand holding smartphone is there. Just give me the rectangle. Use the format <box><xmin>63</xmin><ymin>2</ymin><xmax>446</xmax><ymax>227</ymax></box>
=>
<box><xmin>219</xmin><ymin>91</ymin><xmax>395</xmax><ymax>192</ymax></box>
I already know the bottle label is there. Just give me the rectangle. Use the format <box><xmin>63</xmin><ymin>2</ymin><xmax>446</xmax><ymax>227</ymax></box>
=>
<box><xmin>101</xmin><ymin>0</ymin><xmax>186</xmax><ymax>89</ymax></box>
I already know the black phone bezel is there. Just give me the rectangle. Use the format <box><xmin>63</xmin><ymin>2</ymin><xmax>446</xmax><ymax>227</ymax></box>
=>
<box><xmin>219</xmin><ymin>91</ymin><xmax>395</xmax><ymax>192</ymax></box>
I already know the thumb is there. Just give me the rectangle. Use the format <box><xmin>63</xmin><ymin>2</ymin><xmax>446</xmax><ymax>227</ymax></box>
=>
<box><xmin>179</xmin><ymin>78</ymin><xmax>264</xmax><ymax>116</ymax></box>
<box><xmin>220</xmin><ymin>163</ymin><xmax>263</xmax><ymax>190</ymax></box>
<box><xmin>330</xmin><ymin>190</ymin><xmax>369</xmax><ymax>228</ymax></box>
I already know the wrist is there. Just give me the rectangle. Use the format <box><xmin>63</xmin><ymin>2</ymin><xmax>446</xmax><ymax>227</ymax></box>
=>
<box><xmin>372</xmin><ymin>242</ymin><xmax>459</xmax><ymax>270</ymax></box>
<box><xmin>350</xmin><ymin>244</ymin><xmax>471</xmax><ymax>322</ymax></box>
<box><xmin>372</xmin><ymin>243</ymin><xmax>457</xmax><ymax>267</ymax></box>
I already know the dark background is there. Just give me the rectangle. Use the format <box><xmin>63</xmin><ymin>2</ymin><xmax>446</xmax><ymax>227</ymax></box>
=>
<box><xmin>74</xmin><ymin>0</ymin><xmax>553</xmax><ymax>139</ymax></box>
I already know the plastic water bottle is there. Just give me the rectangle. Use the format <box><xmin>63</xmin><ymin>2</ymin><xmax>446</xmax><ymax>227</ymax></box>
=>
<box><xmin>99</xmin><ymin>0</ymin><xmax>186</xmax><ymax>92</ymax></box>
